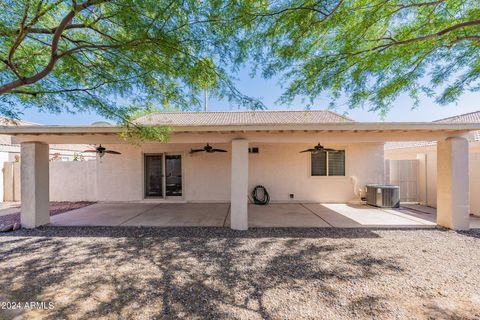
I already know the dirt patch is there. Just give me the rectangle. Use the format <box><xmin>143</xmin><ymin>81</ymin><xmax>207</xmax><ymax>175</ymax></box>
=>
<box><xmin>0</xmin><ymin>202</ymin><xmax>95</xmax><ymax>226</ymax></box>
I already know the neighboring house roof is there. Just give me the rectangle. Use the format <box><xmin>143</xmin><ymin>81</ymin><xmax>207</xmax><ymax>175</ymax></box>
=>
<box><xmin>135</xmin><ymin>110</ymin><xmax>354</xmax><ymax>126</ymax></box>
<box><xmin>435</xmin><ymin>111</ymin><xmax>480</xmax><ymax>142</ymax></box>
<box><xmin>385</xmin><ymin>110</ymin><xmax>480</xmax><ymax>150</ymax></box>
<box><xmin>384</xmin><ymin>140</ymin><xmax>436</xmax><ymax>150</ymax></box>
<box><xmin>434</xmin><ymin>111</ymin><xmax>480</xmax><ymax>124</ymax></box>
<box><xmin>0</xmin><ymin>117</ymin><xmax>92</xmax><ymax>153</ymax></box>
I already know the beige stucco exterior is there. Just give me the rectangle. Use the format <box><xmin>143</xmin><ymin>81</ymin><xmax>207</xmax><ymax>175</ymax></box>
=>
<box><xmin>94</xmin><ymin>141</ymin><xmax>384</xmax><ymax>203</ymax></box>
<box><xmin>5</xmin><ymin>115</ymin><xmax>478</xmax><ymax>230</ymax></box>
<box><xmin>231</xmin><ymin>139</ymin><xmax>249</xmax><ymax>230</ymax></box>
<box><xmin>20</xmin><ymin>142</ymin><xmax>49</xmax><ymax>227</ymax></box>
<box><xmin>385</xmin><ymin>140</ymin><xmax>480</xmax><ymax>216</ymax></box>
<box><xmin>437</xmin><ymin>137</ymin><xmax>470</xmax><ymax>229</ymax></box>
<box><xmin>3</xmin><ymin>160</ymin><xmax>97</xmax><ymax>202</ymax></box>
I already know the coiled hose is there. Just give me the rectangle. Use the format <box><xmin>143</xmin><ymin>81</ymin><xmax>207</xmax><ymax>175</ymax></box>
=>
<box><xmin>252</xmin><ymin>185</ymin><xmax>270</xmax><ymax>205</ymax></box>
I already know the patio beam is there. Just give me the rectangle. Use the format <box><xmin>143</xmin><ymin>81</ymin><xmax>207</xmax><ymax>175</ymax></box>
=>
<box><xmin>436</xmin><ymin>137</ymin><xmax>469</xmax><ymax>230</ymax></box>
<box><xmin>21</xmin><ymin>142</ymin><xmax>50</xmax><ymax>228</ymax></box>
<box><xmin>230</xmin><ymin>138</ymin><xmax>249</xmax><ymax>230</ymax></box>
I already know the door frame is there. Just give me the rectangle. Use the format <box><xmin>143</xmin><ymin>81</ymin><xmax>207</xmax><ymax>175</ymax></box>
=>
<box><xmin>143</xmin><ymin>152</ymin><xmax>185</xmax><ymax>200</ymax></box>
<box><xmin>164</xmin><ymin>152</ymin><xmax>185</xmax><ymax>200</ymax></box>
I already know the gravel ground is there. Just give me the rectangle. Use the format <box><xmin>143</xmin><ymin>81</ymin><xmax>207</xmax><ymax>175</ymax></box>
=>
<box><xmin>0</xmin><ymin>227</ymin><xmax>479</xmax><ymax>320</ymax></box>
<box><xmin>0</xmin><ymin>202</ymin><xmax>95</xmax><ymax>226</ymax></box>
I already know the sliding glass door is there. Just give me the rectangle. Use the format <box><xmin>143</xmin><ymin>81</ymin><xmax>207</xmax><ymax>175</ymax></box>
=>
<box><xmin>144</xmin><ymin>154</ymin><xmax>183</xmax><ymax>198</ymax></box>
<box><xmin>165</xmin><ymin>155</ymin><xmax>182</xmax><ymax>197</ymax></box>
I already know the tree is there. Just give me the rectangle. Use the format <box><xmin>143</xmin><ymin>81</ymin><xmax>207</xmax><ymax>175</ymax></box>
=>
<box><xmin>2</xmin><ymin>1</ymin><xmax>478</xmax><ymax>124</ymax></box>
<box><xmin>249</xmin><ymin>0</ymin><xmax>480</xmax><ymax>115</ymax></box>
<box><xmin>0</xmin><ymin>0</ymin><xmax>265</xmax><ymax>124</ymax></box>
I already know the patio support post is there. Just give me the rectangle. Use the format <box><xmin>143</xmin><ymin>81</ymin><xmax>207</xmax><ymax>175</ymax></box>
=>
<box><xmin>436</xmin><ymin>137</ymin><xmax>469</xmax><ymax>230</ymax></box>
<box><xmin>230</xmin><ymin>138</ymin><xmax>249</xmax><ymax>230</ymax></box>
<box><xmin>21</xmin><ymin>142</ymin><xmax>50</xmax><ymax>228</ymax></box>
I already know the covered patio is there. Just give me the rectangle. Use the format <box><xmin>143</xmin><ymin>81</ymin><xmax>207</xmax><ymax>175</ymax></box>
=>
<box><xmin>2</xmin><ymin>111</ymin><xmax>480</xmax><ymax>231</ymax></box>
<box><xmin>48</xmin><ymin>201</ymin><xmax>480</xmax><ymax>228</ymax></box>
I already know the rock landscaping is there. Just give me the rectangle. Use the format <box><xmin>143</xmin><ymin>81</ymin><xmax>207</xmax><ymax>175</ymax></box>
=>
<box><xmin>0</xmin><ymin>227</ymin><xmax>479</xmax><ymax>319</ymax></box>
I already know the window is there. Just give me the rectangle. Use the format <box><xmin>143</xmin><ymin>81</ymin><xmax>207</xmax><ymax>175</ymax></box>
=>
<box><xmin>311</xmin><ymin>150</ymin><xmax>345</xmax><ymax>176</ymax></box>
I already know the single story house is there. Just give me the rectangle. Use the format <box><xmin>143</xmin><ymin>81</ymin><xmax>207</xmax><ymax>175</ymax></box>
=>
<box><xmin>1</xmin><ymin>110</ymin><xmax>479</xmax><ymax>230</ymax></box>
<box><xmin>385</xmin><ymin>111</ymin><xmax>480</xmax><ymax>216</ymax></box>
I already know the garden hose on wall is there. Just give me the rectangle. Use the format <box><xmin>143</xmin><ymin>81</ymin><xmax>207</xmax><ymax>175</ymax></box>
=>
<box><xmin>252</xmin><ymin>185</ymin><xmax>270</xmax><ymax>205</ymax></box>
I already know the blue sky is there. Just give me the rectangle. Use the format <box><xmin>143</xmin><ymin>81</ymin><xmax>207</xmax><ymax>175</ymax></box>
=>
<box><xmin>20</xmin><ymin>68</ymin><xmax>480</xmax><ymax>125</ymax></box>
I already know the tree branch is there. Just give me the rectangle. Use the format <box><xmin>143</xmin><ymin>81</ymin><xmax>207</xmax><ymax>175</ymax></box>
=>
<box><xmin>0</xmin><ymin>0</ymin><xmax>110</xmax><ymax>95</ymax></box>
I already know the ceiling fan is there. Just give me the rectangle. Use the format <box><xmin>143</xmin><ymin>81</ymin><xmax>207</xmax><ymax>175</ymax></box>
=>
<box><xmin>83</xmin><ymin>145</ymin><xmax>121</xmax><ymax>158</ymax></box>
<box><xmin>190</xmin><ymin>143</ymin><xmax>227</xmax><ymax>154</ymax></box>
<box><xmin>299</xmin><ymin>143</ymin><xmax>337</xmax><ymax>154</ymax></box>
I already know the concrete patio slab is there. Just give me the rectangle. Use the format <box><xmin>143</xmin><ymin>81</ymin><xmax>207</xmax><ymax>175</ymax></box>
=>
<box><xmin>120</xmin><ymin>203</ymin><xmax>230</xmax><ymax>227</ymax></box>
<box><xmin>0</xmin><ymin>202</ymin><xmax>21</xmax><ymax>217</ymax></box>
<box><xmin>245</xmin><ymin>203</ymin><xmax>331</xmax><ymax>228</ymax></box>
<box><xmin>50</xmin><ymin>203</ymin><xmax>159</xmax><ymax>226</ymax></box>
<box><xmin>471</xmin><ymin>217</ymin><xmax>480</xmax><ymax>228</ymax></box>
<box><xmin>306</xmin><ymin>203</ymin><xmax>436</xmax><ymax>228</ymax></box>
<box><xmin>398</xmin><ymin>204</ymin><xmax>480</xmax><ymax>228</ymax></box>
<box><xmin>400</xmin><ymin>203</ymin><xmax>437</xmax><ymax>215</ymax></box>
<box><xmin>48</xmin><ymin>201</ymin><xmax>478</xmax><ymax>229</ymax></box>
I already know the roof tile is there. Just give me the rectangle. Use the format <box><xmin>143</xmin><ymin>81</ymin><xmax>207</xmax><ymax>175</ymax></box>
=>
<box><xmin>135</xmin><ymin>110</ymin><xmax>353</xmax><ymax>126</ymax></box>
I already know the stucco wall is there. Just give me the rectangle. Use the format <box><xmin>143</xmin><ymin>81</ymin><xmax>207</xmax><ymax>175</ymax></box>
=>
<box><xmin>0</xmin><ymin>152</ymin><xmax>9</xmax><ymax>201</ymax></box>
<box><xmin>4</xmin><ymin>160</ymin><xmax>97</xmax><ymax>202</ymax></box>
<box><xmin>49</xmin><ymin>160</ymin><xmax>97</xmax><ymax>201</ymax></box>
<box><xmin>96</xmin><ymin>143</ymin><xmax>232</xmax><ymax>202</ymax></box>
<box><xmin>385</xmin><ymin>142</ymin><xmax>480</xmax><ymax>216</ymax></box>
<box><xmin>249</xmin><ymin>143</ymin><xmax>384</xmax><ymax>202</ymax></box>
<box><xmin>96</xmin><ymin>142</ymin><xmax>385</xmax><ymax>203</ymax></box>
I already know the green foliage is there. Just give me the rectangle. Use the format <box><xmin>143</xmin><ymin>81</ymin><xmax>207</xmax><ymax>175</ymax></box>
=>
<box><xmin>248</xmin><ymin>0</ymin><xmax>480</xmax><ymax>113</ymax></box>
<box><xmin>0</xmin><ymin>0</ymin><xmax>266</xmax><ymax>122</ymax></box>
<box><xmin>119</xmin><ymin>106</ymin><xmax>172</xmax><ymax>143</ymax></box>
<box><xmin>120</xmin><ymin>123</ymin><xmax>172</xmax><ymax>144</ymax></box>
<box><xmin>1</xmin><ymin>0</ymin><xmax>479</xmax><ymax>123</ymax></box>
<box><xmin>73</xmin><ymin>153</ymin><xmax>85</xmax><ymax>161</ymax></box>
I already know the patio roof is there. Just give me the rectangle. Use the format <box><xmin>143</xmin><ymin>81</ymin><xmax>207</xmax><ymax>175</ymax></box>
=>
<box><xmin>1</xmin><ymin>122</ymin><xmax>479</xmax><ymax>133</ymax></box>
<box><xmin>1</xmin><ymin>110</ymin><xmax>480</xmax><ymax>144</ymax></box>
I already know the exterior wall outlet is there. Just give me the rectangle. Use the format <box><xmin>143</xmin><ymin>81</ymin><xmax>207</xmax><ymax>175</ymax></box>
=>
<box><xmin>289</xmin><ymin>194</ymin><xmax>294</xmax><ymax>199</ymax></box>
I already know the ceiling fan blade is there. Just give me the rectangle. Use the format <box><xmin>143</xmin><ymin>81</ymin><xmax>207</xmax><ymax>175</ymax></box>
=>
<box><xmin>190</xmin><ymin>149</ymin><xmax>205</xmax><ymax>153</ymax></box>
<box><xmin>299</xmin><ymin>149</ymin><xmax>315</xmax><ymax>153</ymax></box>
<box><xmin>323</xmin><ymin>148</ymin><xmax>337</xmax><ymax>152</ymax></box>
<box><xmin>212</xmin><ymin>149</ymin><xmax>227</xmax><ymax>152</ymax></box>
<box><xmin>105</xmin><ymin>150</ymin><xmax>121</xmax><ymax>154</ymax></box>
<box><xmin>83</xmin><ymin>150</ymin><xmax>98</xmax><ymax>153</ymax></box>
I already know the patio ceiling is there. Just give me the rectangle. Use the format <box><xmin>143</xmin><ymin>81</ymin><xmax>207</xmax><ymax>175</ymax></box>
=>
<box><xmin>1</xmin><ymin>122</ymin><xmax>480</xmax><ymax>144</ymax></box>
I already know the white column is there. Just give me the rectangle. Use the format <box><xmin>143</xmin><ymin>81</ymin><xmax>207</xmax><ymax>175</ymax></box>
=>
<box><xmin>21</xmin><ymin>142</ymin><xmax>50</xmax><ymax>228</ymax></box>
<box><xmin>230</xmin><ymin>139</ymin><xmax>248</xmax><ymax>230</ymax></box>
<box><xmin>437</xmin><ymin>137</ymin><xmax>469</xmax><ymax>230</ymax></box>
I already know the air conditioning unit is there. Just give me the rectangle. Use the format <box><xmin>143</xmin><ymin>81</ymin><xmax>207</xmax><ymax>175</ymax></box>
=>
<box><xmin>366</xmin><ymin>184</ymin><xmax>400</xmax><ymax>208</ymax></box>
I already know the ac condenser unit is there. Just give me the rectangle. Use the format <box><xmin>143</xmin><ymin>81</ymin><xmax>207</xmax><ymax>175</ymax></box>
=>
<box><xmin>366</xmin><ymin>184</ymin><xmax>400</xmax><ymax>208</ymax></box>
